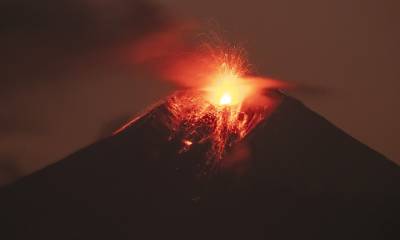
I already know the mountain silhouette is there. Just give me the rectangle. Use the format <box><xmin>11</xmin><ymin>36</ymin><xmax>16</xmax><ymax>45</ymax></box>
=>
<box><xmin>1</xmin><ymin>92</ymin><xmax>399</xmax><ymax>240</ymax></box>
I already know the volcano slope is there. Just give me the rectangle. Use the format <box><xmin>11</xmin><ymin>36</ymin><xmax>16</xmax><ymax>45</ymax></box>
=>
<box><xmin>1</xmin><ymin>92</ymin><xmax>399</xmax><ymax>240</ymax></box>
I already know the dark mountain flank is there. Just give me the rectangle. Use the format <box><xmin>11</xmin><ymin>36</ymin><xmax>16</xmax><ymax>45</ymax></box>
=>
<box><xmin>1</xmin><ymin>93</ymin><xmax>399</xmax><ymax>240</ymax></box>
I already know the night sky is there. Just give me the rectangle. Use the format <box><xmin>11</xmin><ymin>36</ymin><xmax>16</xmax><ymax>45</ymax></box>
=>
<box><xmin>1</xmin><ymin>0</ymin><xmax>399</xmax><ymax>185</ymax></box>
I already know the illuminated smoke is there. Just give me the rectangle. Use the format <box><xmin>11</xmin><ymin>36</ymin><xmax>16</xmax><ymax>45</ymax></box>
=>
<box><xmin>117</xmin><ymin>27</ymin><xmax>288</xmax><ymax>169</ymax></box>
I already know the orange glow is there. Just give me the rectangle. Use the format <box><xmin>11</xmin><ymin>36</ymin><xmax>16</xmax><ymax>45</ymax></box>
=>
<box><xmin>204</xmin><ymin>62</ymin><xmax>254</xmax><ymax>107</ymax></box>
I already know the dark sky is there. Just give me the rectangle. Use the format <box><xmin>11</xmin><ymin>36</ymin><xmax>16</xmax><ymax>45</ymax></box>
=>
<box><xmin>0</xmin><ymin>0</ymin><xmax>399</xmax><ymax>184</ymax></box>
<box><xmin>0</xmin><ymin>0</ymin><xmax>175</xmax><ymax>184</ymax></box>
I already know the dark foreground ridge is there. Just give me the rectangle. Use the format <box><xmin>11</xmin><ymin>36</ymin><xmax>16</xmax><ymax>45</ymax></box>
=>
<box><xmin>1</xmin><ymin>94</ymin><xmax>399</xmax><ymax>239</ymax></box>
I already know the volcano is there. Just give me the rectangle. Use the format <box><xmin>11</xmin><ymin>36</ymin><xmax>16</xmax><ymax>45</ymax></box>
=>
<box><xmin>1</xmin><ymin>92</ymin><xmax>399</xmax><ymax>240</ymax></box>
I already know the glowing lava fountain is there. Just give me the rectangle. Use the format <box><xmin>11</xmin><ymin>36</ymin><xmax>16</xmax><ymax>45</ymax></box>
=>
<box><xmin>116</xmin><ymin>41</ymin><xmax>284</xmax><ymax>170</ymax></box>
<box><xmin>164</xmin><ymin>53</ymin><xmax>278</xmax><ymax>170</ymax></box>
